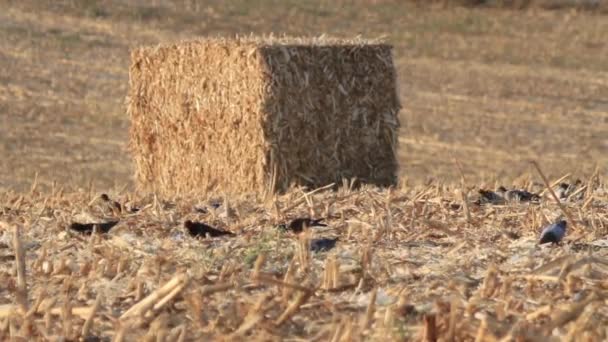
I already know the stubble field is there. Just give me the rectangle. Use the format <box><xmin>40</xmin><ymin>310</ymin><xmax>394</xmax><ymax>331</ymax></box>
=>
<box><xmin>1</xmin><ymin>1</ymin><xmax>608</xmax><ymax>341</ymax></box>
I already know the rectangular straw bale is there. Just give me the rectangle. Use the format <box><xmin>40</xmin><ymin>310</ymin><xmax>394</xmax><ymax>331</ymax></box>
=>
<box><xmin>128</xmin><ymin>36</ymin><xmax>401</xmax><ymax>196</ymax></box>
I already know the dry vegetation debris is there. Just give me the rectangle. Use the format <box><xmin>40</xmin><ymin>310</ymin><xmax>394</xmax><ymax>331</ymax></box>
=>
<box><xmin>0</xmin><ymin>175</ymin><xmax>607</xmax><ymax>340</ymax></box>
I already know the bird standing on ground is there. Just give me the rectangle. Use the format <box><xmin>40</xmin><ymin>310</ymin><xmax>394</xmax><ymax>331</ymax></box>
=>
<box><xmin>69</xmin><ymin>221</ymin><xmax>119</xmax><ymax>235</ymax></box>
<box><xmin>310</xmin><ymin>237</ymin><xmax>339</xmax><ymax>252</ymax></box>
<box><xmin>184</xmin><ymin>220</ymin><xmax>234</xmax><ymax>238</ymax></box>
<box><xmin>477</xmin><ymin>189</ymin><xmax>505</xmax><ymax>205</ymax></box>
<box><xmin>555</xmin><ymin>183</ymin><xmax>570</xmax><ymax>200</ymax></box>
<box><xmin>278</xmin><ymin>218</ymin><xmax>327</xmax><ymax>234</ymax></box>
<box><xmin>500</xmin><ymin>187</ymin><xmax>541</xmax><ymax>202</ymax></box>
<box><xmin>477</xmin><ymin>187</ymin><xmax>540</xmax><ymax>204</ymax></box>
<box><xmin>539</xmin><ymin>220</ymin><xmax>567</xmax><ymax>245</ymax></box>
<box><xmin>555</xmin><ymin>180</ymin><xmax>584</xmax><ymax>201</ymax></box>
<box><xmin>70</xmin><ymin>208</ymin><xmax>119</xmax><ymax>235</ymax></box>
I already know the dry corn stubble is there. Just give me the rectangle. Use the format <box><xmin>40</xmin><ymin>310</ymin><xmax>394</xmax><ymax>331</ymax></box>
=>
<box><xmin>0</xmin><ymin>175</ymin><xmax>605</xmax><ymax>340</ymax></box>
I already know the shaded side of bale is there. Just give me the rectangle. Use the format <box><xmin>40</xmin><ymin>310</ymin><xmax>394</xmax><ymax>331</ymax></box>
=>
<box><xmin>259</xmin><ymin>44</ymin><xmax>401</xmax><ymax>192</ymax></box>
<box><xmin>128</xmin><ymin>40</ymin><xmax>269</xmax><ymax>196</ymax></box>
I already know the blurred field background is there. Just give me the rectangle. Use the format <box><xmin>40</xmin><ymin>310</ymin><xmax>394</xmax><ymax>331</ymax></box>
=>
<box><xmin>1</xmin><ymin>0</ymin><xmax>607</xmax><ymax>192</ymax></box>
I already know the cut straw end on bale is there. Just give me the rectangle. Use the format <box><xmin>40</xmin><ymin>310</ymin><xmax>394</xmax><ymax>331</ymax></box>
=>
<box><xmin>128</xmin><ymin>36</ymin><xmax>401</xmax><ymax>197</ymax></box>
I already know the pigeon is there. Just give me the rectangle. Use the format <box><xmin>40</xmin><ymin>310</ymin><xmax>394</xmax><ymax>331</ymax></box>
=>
<box><xmin>69</xmin><ymin>221</ymin><xmax>119</xmax><ymax>235</ymax></box>
<box><xmin>278</xmin><ymin>218</ymin><xmax>327</xmax><ymax>234</ymax></box>
<box><xmin>539</xmin><ymin>220</ymin><xmax>567</xmax><ymax>245</ymax></box>
<box><xmin>554</xmin><ymin>183</ymin><xmax>569</xmax><ymax>200</ymax></box>
<box><xmin>310</xmin><ymin>237</ymin><xmax>339</xmax><ymax>252</ymax></box>
<box><xmin>477</xmin><ymin>189</ymin><xmax>505</xmax><ymax>205</ymax></box>
<box><xmin>555</xmin><ymin>180</ymin><xmax>584</xmax><ymax>201</ymax></box>
<box><xmin>500</xmin><ymin>187</ymin><xmax>541</xmax><ymax>202</ymax></box>
<box><xmin>184</xmin><ymin>220</ymin><xmax>234</xmax><ymax>238</ymax></box>
<box><xmin>478</xmin><ymin>187</ymin><xmax>540</xmax><ymax>204</ymax></box>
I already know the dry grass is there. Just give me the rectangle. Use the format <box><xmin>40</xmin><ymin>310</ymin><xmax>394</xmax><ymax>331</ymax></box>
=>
<box><xmin>1</xmin><ymin>1</ymin><xmax>607</xmax><ymax>192</ymax></box>
<box><xmin>0</xmin><ymin>174</ymin><xmax>607</xmax><ymax>340</ymax></box>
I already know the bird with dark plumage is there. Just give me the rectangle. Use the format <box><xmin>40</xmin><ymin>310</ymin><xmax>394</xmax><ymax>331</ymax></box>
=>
<box><xmin>500</xmin><ymin>187</ymin><xmax>541</xmax><ymax>203</ymax></box>
<box><xmin>539</xmin><ymin>220</ymin><xmax>567</xmax><ymax>245</ymax></box>
<box><xmin>278</xmin><ymin>218</ymin><xmax>327</xmax><ymax>234</ymax></box>
<box><xmin>70</xmin><ymin>221</ymin><xmax>118</xmax><ymax>235</ymax></box>
<box><xmin>184</xmin><ymin>220</ymin><xmax>234</xmax><ymax>238</ymax></box>
<box><xmin>555</xmin><ymin>180</ymin><xmax>584</xmax><ymax>201</ymax></box>
<box><xmin>310</xmin><ymin>237</ymin><xmax>339</xmax><ymax>252</ymax></box>
<box><xmin>555</xmin><ymin>183</ymin><xmax>570</xmax><ymax>200</ymax></box>
<box><xmin>477</xmin><ymin>189</ymin><xmax>505</xmax><ymax>205</ymax></box>
<box><xmin>477</xmin><ymin>186</ymin><xmax>540</xmax><ymax>205</ymax></box>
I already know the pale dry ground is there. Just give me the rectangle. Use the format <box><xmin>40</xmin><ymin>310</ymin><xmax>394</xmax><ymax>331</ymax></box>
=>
<box><xmin>0</xmin><ymin>179</ymin><xmax>607</xmax><ymax>340</ymax></box>
<box><xmin>1</xmin><ymin>1</ymin><xmax>607</xmax><ymax>192</ymax></box>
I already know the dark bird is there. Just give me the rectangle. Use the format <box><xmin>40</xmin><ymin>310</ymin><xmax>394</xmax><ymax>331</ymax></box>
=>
<box><xmin>555</xmin><ymin>180</ymin><xmax>584</xmax><ymax>201</ymax></box>
<box><xmin>501</xmin><ymin>187</ymin><xmax>541</xmax><ymax>202</ymax></box>
<box><xmin>477</xmin><ymin>189</ymin><xmax>505</xmax><ymax>205</ymax></box>
<box><xmin>310</xmin><ymin>237</ymin><xmax>339</xmax><ymax>252</ymax></box>
<box><xmin>184</xmin><ymin>220</ymin><xmax>234</xmax><ymax>238</ymax></box>
<box><xmin>555</xmin><ymin>183</ymin><xmax>570</xmax><ymax>200</ymax></box>
<box><xmin>278</xmin><ymin>218</ymin><xmax>327</xmax><ymax>234</ymax></box>
<box><xmin>539</xmin><ymin>220</ymin><xmax>567</xmax><ymax>245</ymax></box>
<box><xmin>69</xmin><ymin>221</ymin><xmax>119</xmax><ymax>235</ymax></box>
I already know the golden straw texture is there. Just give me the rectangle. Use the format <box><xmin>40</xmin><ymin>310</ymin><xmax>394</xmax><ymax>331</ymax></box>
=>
<box><xmin>128</xmin><ymin>36</ymin><xmax>401</xmax><ymax>196</ymax></box>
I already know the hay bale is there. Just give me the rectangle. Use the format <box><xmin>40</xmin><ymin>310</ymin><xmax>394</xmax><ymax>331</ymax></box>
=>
<box><xmin>128</xmin><ymin>36</ymin><xmax>401</xmax><ymax>196</ymax></box>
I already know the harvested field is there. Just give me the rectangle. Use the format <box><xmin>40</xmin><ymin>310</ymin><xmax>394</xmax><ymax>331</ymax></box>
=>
<box><xmin>1</xmin><ymin>1</ymin><xmax>608</xmax><ymax>340</ymax></box>
<box><xmin>1</xmin><ymin>175</ymin><xmax>607</xmax><ymax>340</ymax></box>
